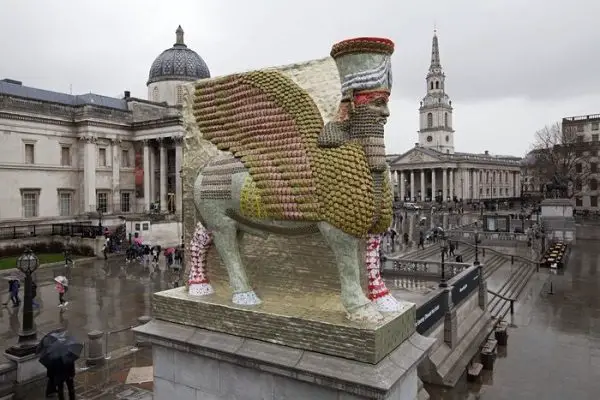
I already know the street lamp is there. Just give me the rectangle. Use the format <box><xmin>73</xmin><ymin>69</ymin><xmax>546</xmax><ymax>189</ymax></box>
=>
<box><xmin>474</xmin><ymin>231</ymin><xmax>481</xmax><ymax>266</ymax></box>
<box><xmin>439</xmin><ymin>234</ymin><xmax>449</xmax><ymax>288</ymax></box>
<box><xmin>6</xmin><ymin>248</ymin><xmax>40</xmax><ymax>356</ymax></box>
<box><xmin>97</xmin><ymin>207</ymin><xmax>104</xmax><ymax>228</ymax></box>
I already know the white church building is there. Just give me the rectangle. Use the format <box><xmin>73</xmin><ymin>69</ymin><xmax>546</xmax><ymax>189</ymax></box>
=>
<box><xmin>0</xmin><ymin>26</ymin><xmax>209</xmax><ymax>225</ymax></box>
<box><xmin>388</xmin><ymin>32</ymin><xmax>522</xmax><ymax>203</ymax></box>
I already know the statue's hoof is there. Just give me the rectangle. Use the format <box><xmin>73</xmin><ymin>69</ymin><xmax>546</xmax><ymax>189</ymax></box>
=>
<box><xmin>347</xmin><ymin>303</ymin><xmax>384</xmax><ymax>323</ymax></box>
<box><xmin>373</xmin><ymin>293</ymin><xmax>403</xmax><ymax>313</ymax></box>
<box><xmin>232</xmin><ymin>291</ymin><xmax>262</xmax><ymax>305</ymax></box>
<box><xmin>188</xmin><ymin>283</ymin><xmax>215</xmax><ymax>296</ymax></box>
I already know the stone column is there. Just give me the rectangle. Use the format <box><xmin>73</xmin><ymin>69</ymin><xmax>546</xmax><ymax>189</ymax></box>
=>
<box><xmin>111</xmin><ymin>139</ymin><xmax>121</xmax><ymax>213</ymax></box>
<box><xmin>420</xmin><ymin>169</ymin><xmax>425</xmax><ymax>201</ymax></box>
<box><xmin>431</xmin><ymin>169</ymin><xmax>436</xmax><ymax>202</ymax></box>
<box><xmin>174</xmin><ymin>137</ymin><xmax>183</xmax><ymax>216</ymax></box>
<box><xmin>159</xmin><ymin>139</ymin><xmax>168</xmax><ymax>212</ymax></box>
<box><xmin>442</xmin><ymin>168</ymin><xmax>447</xmax><ymax>201</ymax></box>
<box><xmin>474</xmin><ymin>169</ymin><xmax>479</xmax><ymax>200</ymax></box>
<box><xmin>149</xmin><ymin>142</ymin><xmax>157</xmax><ymax>203</ymax></box>
<box><xmin>449</xmin><ymin>169</ymin><xmax>454</xmax><ymax>200</ymax></box>
<box><xmin>399</xmin><ymin>171</ymin><xmax>405</xmax><ymax>201</ymax></box>
<box><xmin>410</xmin><ymin>170</ymin><xmax>415</xmax><ymax>201</ymax></box>
<box><xmin>443</xmin><ymin>287</ymin><xmax>458</xmax><ymax>348</ymax></box>
<box><xmin>515</xmin><ymin>172</ymin><xmax>521</xmax><ymax>198</ymax></box>
<box><xmin>82</xmin><ymin>136</ymin><xmax>97</xmax><ymax>212</ymax></box>
<box><xmin>464</xmin><ymin>169</ymin><xmax>470</xmax><ymax>200</ymax></box>
<box><xmin>143</xmin><ymin>140</ymin><xmax>151</xmax><ymax>212</ymax></box>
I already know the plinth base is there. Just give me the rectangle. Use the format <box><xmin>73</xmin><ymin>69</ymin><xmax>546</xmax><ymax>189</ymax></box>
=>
<box><xmin>3</xmin><ymin>351</ymin><xmax>45</xmax><ymax>385</ymax></box>
<box><xmin>152</xmin><ymin>285</ymin><xmax>415</xmax><ymax>364</ymax></box>
<box><xmin>134</xmin><ymin>319</ymin><xmax>435</xmax><ymax>400</ymax></box>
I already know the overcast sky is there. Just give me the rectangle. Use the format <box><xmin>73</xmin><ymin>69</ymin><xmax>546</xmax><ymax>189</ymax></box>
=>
<box><xmin>1</xmin><ymin>0</ymin><xmax>599</xmax><ymax>157</ymax></box>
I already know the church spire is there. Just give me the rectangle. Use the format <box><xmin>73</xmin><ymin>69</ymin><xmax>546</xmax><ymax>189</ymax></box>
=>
<box><xmin>429</xmin><ymin>29</ymin><xmax>442</xmax><ymax>71</ymax></box>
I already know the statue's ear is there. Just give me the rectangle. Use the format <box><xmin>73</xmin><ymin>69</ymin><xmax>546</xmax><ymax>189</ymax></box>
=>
<box><xmin>318</xmin><ymin>121</ymin><xmax>349</xmax><ymax>148</ymax></box>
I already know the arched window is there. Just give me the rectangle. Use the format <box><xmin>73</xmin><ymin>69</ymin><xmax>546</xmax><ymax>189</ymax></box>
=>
<box><xmin>152</xmin><ymin>87</ymin><xmax>159</xmax><ymax>102</ymax></box>
<box><xmin>444</xmin><ymin>112</ymin><xmax>448</xmax><ymax>127</ymax></box>
<box><xmin>176</xmin><ymin>85</ymin><xmax>184</xmax><ymax>105</ymax></box>
<box><xmin>430</xmin><ymin>81</ymin><xmax>433</xmax><ymax>90</ymax></box>
<box><xmin>590</xmin><ymin>178</ymin><xmax>598</xmax><ymax>191</ymax></box>
<box><xmin>427</xmin><ymin>113</ymin><xmax>433</xmax><ymax>128</ymax></box>
<box><xmin>435</xmin><ymin>81</ymin><xmax>439</xmax><ymax>89</ymax></box>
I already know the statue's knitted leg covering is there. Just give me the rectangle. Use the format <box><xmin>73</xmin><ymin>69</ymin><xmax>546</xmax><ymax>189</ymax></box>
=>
<box><xmin>188</xmin><ymin>222</ymin><xmax>215</xmax><ymax>296</ymax></box>
<box><xmin>366</xmin><ymin>234</ymin><xmax>402</xmax><ymax>312</ymax></box>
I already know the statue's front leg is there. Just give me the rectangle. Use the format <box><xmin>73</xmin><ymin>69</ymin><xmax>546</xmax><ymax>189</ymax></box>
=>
<box><xmin>365</xmin><ymin>234</ymin><xmax>403</xmax><ymax>312</ymax></box>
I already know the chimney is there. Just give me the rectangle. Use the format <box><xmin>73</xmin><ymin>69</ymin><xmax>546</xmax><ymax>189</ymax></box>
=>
<box><xmin>1</xmin><ymin>78</ymin><xmax>22</xmax><ymax>85</ymax></box>
<box><xmin>484</xmin><ymin>150</ymin><xmax>489</xmax><ymax>155</ymax></box>
<box><xmin>124</xmin><ymin>90</ymin><xmax>131</xmax><ymax>99</ymax></box>
<box><xmin>415</xmin><ymin>142</ymin><xmax>419</xmax><ymax>147</ymax></box>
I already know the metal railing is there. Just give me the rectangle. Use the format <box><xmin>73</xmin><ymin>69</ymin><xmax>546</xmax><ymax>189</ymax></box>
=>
<box><xmin>0</xmin><ymin>224</ymin><xmax>54</xmax><ymax>240</ymax></box>
<box><xmin>487</xmin><ymin>289</ymin><xmax>515</xmax><ymax>315</ymax></box>
<box><xmin>51</xmin><ymin>223</ymin><xmax>103</xmax><ymax>238</ymax></box>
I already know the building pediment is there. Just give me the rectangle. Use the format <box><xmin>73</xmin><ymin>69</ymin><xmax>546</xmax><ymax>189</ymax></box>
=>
<box><xmin>389</xmin><ymin>148</ymin><xmax>442</xmax><ymax>166</ymax></box>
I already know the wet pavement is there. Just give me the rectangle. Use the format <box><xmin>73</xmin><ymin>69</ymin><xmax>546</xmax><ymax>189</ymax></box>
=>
<box><xmin>0</xmin><ymin>257</ymin><xmax>182</xmax><ymax>357</ymax></box>
<box><xmin>426</xmin><ymin>238</ymin><xmax>600</xmax><ymax>399</ymax></box>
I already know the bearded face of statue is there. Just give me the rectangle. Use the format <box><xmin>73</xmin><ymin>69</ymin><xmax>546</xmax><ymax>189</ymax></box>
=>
<box><xmin>349</xmin><ymin>94</ymin><xmax>390</xmax><ymax>172</ymax></box>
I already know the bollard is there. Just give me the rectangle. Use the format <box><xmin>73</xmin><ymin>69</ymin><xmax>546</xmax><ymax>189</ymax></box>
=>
<box><xmin>482</xmin><ymin>248</ymin><xmax>486</xmax><ymax>258</ymax></box>
<box><xmin>86</xmin><ymin>330</ymin><xmax>105</xmax><ymax>366</ymax></box>
<box><xmin>495</xmin><ymin>322</ymin><xmax>509</xmax><ymax>346</ymax></box>
<box><xmin>135</xmin><ymin>316</ymin><xmax>152</xmax><ymax>348</ymax></box>
<box><xmin>511</xmin><ymin>255</ymin><xmax>514</xmax><ymax>265</ymax></box>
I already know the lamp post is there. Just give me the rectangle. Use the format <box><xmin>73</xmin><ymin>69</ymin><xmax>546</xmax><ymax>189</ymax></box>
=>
<box><xmin>474</xmin><ymin>232</ymin><xmax>481</xmax><ymax>266</ymax></box>
<box><xmin>439</xmin><ymin>234</ymin><xmax>449</xmax><ymax>288</ymax></box>
<box><xmin>6</xmin><ymin>248</ymin><xmax>40</xmax><ymax>356</ymax></box>
<box><xmin>97</xmin><ymin>207</ymin><xmax>104</xmax><ymax>228</ymax></box>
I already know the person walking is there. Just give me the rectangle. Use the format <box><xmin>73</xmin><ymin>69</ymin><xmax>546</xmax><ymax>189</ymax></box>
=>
<box><xmin>418</xmin><ymin>231</ymin><xmax>425</xmax><ymax>250</ymax></box>
<box><xmin>54</xmin><ymin>360</ymin><xmax>76</xmax><ymax>400</ymax></box>
<box><xmin>55</xmin><ymin>279</ymin><xmax>68</xmax><ymax>308</ymax></box>
<box><xmin>8</xmin><ymin>279</ymin><xmax>20</xmax><ymax>307</ymax></box>
<box><xmin>449</xmin><ymin>241</ymin><xmax>455</xmax><ymax>256</ymax></box>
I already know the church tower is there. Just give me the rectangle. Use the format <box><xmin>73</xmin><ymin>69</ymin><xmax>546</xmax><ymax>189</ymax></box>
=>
<box><xmin>418</xmin><ymin>30</ymin><xmax>454</xmax><ymax>154</ymax></box>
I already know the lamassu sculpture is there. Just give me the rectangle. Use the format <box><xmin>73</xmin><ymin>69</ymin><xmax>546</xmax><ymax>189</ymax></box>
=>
<box><xmin>187</xmin><ymin>37</ymin><xmax>401</xmax><ymax>322</ymax></box>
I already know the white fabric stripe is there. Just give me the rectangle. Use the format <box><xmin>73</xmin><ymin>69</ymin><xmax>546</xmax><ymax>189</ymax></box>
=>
<box><xmin>341</xmin><ymin>59</ymin><xmax>391</xmax><ymax>93</ymax></box>
<box><xmin>341</xmin><ymin>72</ymin><xmax>389</xmax><ymax>93</ymax></box>
<box><xmin>343</xmin><ymin>59</ymin><xmax>389</xmax><ymax>83</ymax></box>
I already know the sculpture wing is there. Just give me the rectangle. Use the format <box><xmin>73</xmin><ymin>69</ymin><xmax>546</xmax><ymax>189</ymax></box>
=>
<box><xmin>192</xmin><ymin>70</ymin><xmax>324</xmax><ymax>220</ymax></box>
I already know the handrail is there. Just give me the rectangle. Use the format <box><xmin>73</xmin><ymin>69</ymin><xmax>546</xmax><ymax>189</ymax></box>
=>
<box><xmin>487</xmin><ymin>289</ymin><xmax>516</xmax><ymax>315</ymax></box>
<box><xmin>453</xmin><ymin>239</ymin><xmax>538</xmax><ymax>266</ymax></box>
<box><xmin>104</xmin><ymin>325</ymin><xmax>138</xmax><ymax>360</ymax></box>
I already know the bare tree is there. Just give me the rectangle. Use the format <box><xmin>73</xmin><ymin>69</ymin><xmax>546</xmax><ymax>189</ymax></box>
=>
<box><xmin>527</xmin><ymin>122</ymin><xmax>589</xmax><ymax>198</ymax></box>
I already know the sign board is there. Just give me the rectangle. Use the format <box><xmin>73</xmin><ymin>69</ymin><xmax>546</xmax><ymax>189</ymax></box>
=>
<box><xmin>415</xmin><ymin>291</ymin><xmax>446</xmax><ymax>334</ymax></box>
<box><xmin>451</xmin><ymin>267</ymin><xmax>480</xmax><ymax>307</ymax></box>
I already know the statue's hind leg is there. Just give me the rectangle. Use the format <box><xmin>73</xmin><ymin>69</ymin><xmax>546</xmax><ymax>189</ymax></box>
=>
<box><xmin>211</xmin><ymin>216</ymin><xmax>262</xmax><ymax>305</ymax></box>
<box><xmin>188</xmin><ymin>222</ymin><xmax>215</xmax><ymax>296</ymax></box>
<box><xmin>318</xmin><ymin>222</ymin><xmax>383</xmax><ymax>323</ymax></box>
<box><xmin>365</xmin><ymin>234</ymin><xmax>402</xmax><ymax>312</ymax></box>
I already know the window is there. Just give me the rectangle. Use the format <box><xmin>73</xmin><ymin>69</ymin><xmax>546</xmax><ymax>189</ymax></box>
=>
<box><xmin>97</xmin><ymin>192</ymin><xmax>108</xmax><ymax>213</ymax></box>
<box><xmin>444</xmin><ymin>112</ymin><xmax>448</xmax><ymax>128</ymax></box>
<box><xmin>430</xmin><ymin>82</ymin><xmax>433</xmax><ymax>90</ymax></box>
<box><xmin>60</xmin><ymin>146</ymin><xmax>71</xmax><ymax>166</ymax></box>
<box><xmin>177</xmin><ymin>85</ymin><xmax>184</xmax><ymax>104</ymax></box>
<box><xmin>590</xmin><ymin>178</ymin><xmax>598</xmax><ymax>191</ymax></box>
<box><xmin>21</xmin><ymin>190</ymin><xmax>39</xmax><ymax>218</ymax></box>
<box><xmin>24</xmin><ymin>143</ymin><xmax>35</xmax><ymax>164</ymax></box>
<box><xmin>445</xmin><ymin>135</ymin><xmax>449</xmax><ymax>142</ymax></box>
<box><xmin>142</xmin><ymin>223</ymin><xmax>149</xmax><ymax>231</ymax></box>
<box><xmin>58</xmin><ymin>192</ymin><xmax>72</xmax><ymax>216</ymax></box>
<box><xmin>435</xmin><ymin>81</ymin><xmax>439</xmax><ymax>89</ymax></box>
<box><xmin>135</xmin><ymin>223</ymin><xmax>141</xmax><ymax>231</ymax></box>
<box><xmin>592</xmin><ymin>196</ymin><xmax>599</xmax><ymax>207</ymax></box>
<box><xmin>427</xmin><ymin>113</ymin><xmax>433</xmax><ymax>128</ymax></box>
<box><xmin>120</xmin><ymin>191</ymin><xmax>131</xmax><ymax>212</ymax></box>
<box><xmin>152</xmin><ymin>87</ymin><xmax>159</xmax><ymax>102</ymax></box>
<box><xmin>576</xmin><ymin>180</ymin><xmax>582</xmax><ymax>191</ymax></box>
<box><xmin>593</xmin><ymin>122</ymin><xmax>599</xmax><ymax>131</ymax></box>
<box><xmin>592</xmin><ymin>162</ymin><xmax>598</xmax><ymax>173</ymax></box>
<box><xmin>577</xmin><ymin>125</ymin><xmax>584</xmax><ymax>132</ymax></box>
<box><xmin>576</xmin><ymin>197</ymin><xmax>583</xmax><ymax>207</ymax></box>
<box><xmin>576</xmin><ymin>163</ymin><xmax>583</xmax><ymax>173</ymax></box>
<box><xmin>427</xmin><ymin>135</ymin><xmax>433</xmax><ymax>142</ymax></box>
<box><xmin>98</xmin><ymin>148</ymin><xmax>107</xmax><ymax>167</ymax></box>
<box><xmin>121</xmin><ymin>149</ymin><xmax>130</xmax><ymax>168</ymax></box>
<box><xmin>593</xmin><ymin>134</ymin><xmax>599</xmax><ymax>142</ymax></box>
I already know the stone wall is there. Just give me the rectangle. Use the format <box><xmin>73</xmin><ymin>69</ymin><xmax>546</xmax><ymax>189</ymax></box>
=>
<box><xmin>0</xmin><ymin>235</ymin><xmax>100</xmax><ymax>258</ymax></box>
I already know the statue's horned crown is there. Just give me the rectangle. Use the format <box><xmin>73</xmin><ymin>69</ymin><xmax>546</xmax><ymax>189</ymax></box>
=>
<box><xmin>330</xmin><ymin>37</ymin><xmax>395</xmax><ymax>59</ymax></box>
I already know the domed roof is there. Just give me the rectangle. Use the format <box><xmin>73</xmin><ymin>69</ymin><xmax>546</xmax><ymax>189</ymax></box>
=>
<box><xmin>147</xmin><ymin>26</ymin><xmax>210</xmax><ymax>85</ymax></box>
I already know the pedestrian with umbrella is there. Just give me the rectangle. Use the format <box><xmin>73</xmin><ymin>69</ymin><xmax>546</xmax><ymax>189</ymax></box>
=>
<box><xmin>37</xmin><ymin>329</ymin><xmax>81</xmax><ymax>399</ymax></box>
<box><xmin>54</xmin><ymin>276</ymin><xmax>69</xmax><ymax>309</ymax></box>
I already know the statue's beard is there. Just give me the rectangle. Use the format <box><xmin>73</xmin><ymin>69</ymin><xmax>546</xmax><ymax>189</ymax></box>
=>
<box><xmin>349</xmin><ymin>106</ymin><xmax>387</xmax><ymax>172</ymax></box>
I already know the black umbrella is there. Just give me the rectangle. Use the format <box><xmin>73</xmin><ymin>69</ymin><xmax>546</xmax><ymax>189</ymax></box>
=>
<box><xmin>37</xmin><ymin>330</ymin><xmax>83</xmax><ymax>368</ymax></box>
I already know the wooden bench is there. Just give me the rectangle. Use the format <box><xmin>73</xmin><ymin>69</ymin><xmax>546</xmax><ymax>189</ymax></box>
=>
<box><xmin>467</xmin><ymin>362</ymin><xmax>484</xmax><ymax>382</ymax></box>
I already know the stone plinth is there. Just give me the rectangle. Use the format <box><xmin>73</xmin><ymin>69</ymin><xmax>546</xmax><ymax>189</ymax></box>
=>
<box><xmin>3</xmin><ymin>352</ymin><xmax>45</xmax><ymax>385</ymax></box>
<box><xmin>134</xmin><ymin>319</ymin><xmax>435</xmax><ymax>400</ymax></box>
<box><xmin>152</xmin><ymin>286</ymin><xmax>415</xmax><ymax>364</ymax></box>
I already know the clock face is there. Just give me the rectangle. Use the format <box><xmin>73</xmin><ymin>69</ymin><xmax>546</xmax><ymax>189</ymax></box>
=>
<box><xmin>427</xmin><ymin>136</ymin><xmax>433</xmax><ymax>142</ymax></box>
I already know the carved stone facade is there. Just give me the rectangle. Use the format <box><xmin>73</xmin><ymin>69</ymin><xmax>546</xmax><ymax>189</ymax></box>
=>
<box><xmin>0</xmin><ymin>84</ymin><xmax>185</xmax><ymax>223</ymax></box>
<box><xmin>388</xmin><ymin>32</ymin><xmax>522</xmax><ymax>203</ymax></box>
